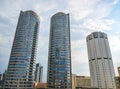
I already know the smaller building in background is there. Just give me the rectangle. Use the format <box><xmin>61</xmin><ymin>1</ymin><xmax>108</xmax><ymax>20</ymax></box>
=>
<box><xmin>33</xmin><ymin>82</ymin><xmax>47</xmax><ymax>89</ymax></box>
<box><xmin>0</xmin><ymin>70</ymin><xmax>7</xmax><ymax>88</ymax></box>
<box><xmin>118</xmin><ymin>67</ymin><xmax>120</xmax><ymax>76</ymax></box>
<box><xmin>34</xmin><ymin>63</ymin><xmax>43</xmax><ymax>82</ymax></box>
<box><xmin>76</xmin><ymin>76</ymin><xmax>91</xmax><ymax>87</ymax></box>
<box><xmin>0</xmin><ymin>73</ymin><xmax>3</xmax><ymax>88</ymax></box>
<box><xmin>0</xmin><ymin>73</ymin><xmax>2</xmax><ymax>81</ymax></box>
<box><xmin>72</xmin><ymin>74</ymin><xmax>94</xmax><ymax>89</ymax></box>
<box><xmin>115</xmin><ymin>66</ymin><xmax>120</xmax><ymax>89</ymax></box>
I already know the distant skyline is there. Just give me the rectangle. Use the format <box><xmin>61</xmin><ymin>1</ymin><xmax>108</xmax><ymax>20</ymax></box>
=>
<box><xmin>0</xmin><ymin>0</ymin><xmax>120</xmax><ymax>82</ymax></box>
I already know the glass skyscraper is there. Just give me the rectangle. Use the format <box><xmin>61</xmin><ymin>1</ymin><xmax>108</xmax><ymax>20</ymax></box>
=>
<box><xmin>47</xmin><ymin>12</ymin><xmax>72</xmax><ymax>89</ymax></box>
<box><xmin>4</xmin><ymin>10</ymin><xmax>40</xmax><ymax>89</ymax></box>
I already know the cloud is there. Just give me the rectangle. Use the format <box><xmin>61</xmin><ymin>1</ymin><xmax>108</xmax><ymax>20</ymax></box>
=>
<box><xmin>109</xmin><ymin>35</ymin><xmax>120</xmax><ymax>75</ymax></box>
<box><xmin>79</xmin><ymin>19</ymin><xmax>116</xmax><ymax>31</ymax></box>
<box><xmin>66</xmin><ymin>0</ymin><xmax>117</xmax><ymax>20</ymax></box>
<box><xmin>71</xmin><ymin>38</ymin><xmax>90</xmax><ymax>75</ymax></box>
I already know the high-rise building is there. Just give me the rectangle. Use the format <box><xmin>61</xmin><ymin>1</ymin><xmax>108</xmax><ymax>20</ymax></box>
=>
<box><xmin>34</xmin><ymin>63</ymin><xmax>43</xmax><ymax>82</ymax></box>
<box><xmin>47</xmin><ymin>12</ymin><xmax>72</xmax><ymax>89</ymax></box>
<box><xmin>4</xmin><ymin>10</ymin><xmax>40</xmax><ymax>89</ymax></box>
<box><xmin>86</xmin><ymin>32</ymin><xmax>116</xmax><ymax>89</ymax></box>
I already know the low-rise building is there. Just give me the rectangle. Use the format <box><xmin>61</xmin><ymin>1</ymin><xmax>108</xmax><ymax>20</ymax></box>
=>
<box><xmin>115</xmin><ymin>76</ymin><xmax>120</xmax><ymax>89</ymax></box>
<box><xmin>76</xmin><ymin>76</ymin><xmax>91</xmax><ymax>87</ymax></box>
<box><xmin>33</xmin><ymin>82</ymin><xmax>47</xmax><ymax>89</ymax></box>
<box><xmin>72</xmin><ymin>74</ymin><xmax>97</xmax><ymax>89</ymax></box>
<box><xmin>118</xmin><ymin>67</ymin><xmax>120</xmax><ymax>76</ymax></box>
<box><xmin>115</xmin><ymin>67</ymin><xmax>120</xmax><ymax>89</ymax></box>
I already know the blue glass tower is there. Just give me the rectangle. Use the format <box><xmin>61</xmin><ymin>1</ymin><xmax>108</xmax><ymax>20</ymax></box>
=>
<box><xmin>4</xmin><ymin>10</ymin><xmax>40</xmax><ymax>89</ymax></box>
<box><xmin>47</xmin><ymin>12</ymin><xmax>72</xmax><ymax>89</ymax></box>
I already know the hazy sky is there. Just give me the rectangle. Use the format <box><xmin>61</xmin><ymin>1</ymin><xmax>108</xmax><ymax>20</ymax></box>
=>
<box><xmin>0</xmin><ymin>0</ymin><xmax>120</xmax><ymax>82</ymax></box>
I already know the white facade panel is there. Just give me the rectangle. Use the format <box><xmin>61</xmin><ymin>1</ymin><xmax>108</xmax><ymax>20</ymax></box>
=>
<box><xmin>101</xmin><ymin>39</ymin><xmax>107</xmax><ymax>58</ymax></box>
<box><xmin>94</xmin><ymin>39</ymin><xmax>101</xmax><ymax>58</ymax></box>
<box><xmin>98</xmin><ymin>59</ymin><xmax>106</xmax><ymax>88</ymax></box>
<box><xmin>87</xmin><ymin>41</ymin><xmax>92</xmax><ymax>60</ymax></box>
<box><xmin>105</xmin><ymin>39</ymin><xmax>112</xmax><ymax>58</ymax></box>
<box><xmin>90</xmin><ymin>39</ymin><xmax>95</xmax><ymax>59</ymax></box>
<box><xmin>91</xmin><ymin>60</ymin><xmax>98</xmax><ymax>87</ymax></box>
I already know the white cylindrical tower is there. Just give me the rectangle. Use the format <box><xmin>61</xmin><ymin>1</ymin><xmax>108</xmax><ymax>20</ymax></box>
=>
<box><xmin>86</xmin><ymin>32</ymin><xmax>116</xmax><ymax>89</ymax></box>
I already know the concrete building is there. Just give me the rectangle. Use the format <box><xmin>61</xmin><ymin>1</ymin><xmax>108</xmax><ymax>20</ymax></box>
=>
<box><xmin>47</xmin><ymin>12</ymin><xmax>72</xmax><ymax>89</ymax></box>
<box><xmin>115</xmin><ymin>77</ymin><xmax>120</xmax><ymax>89</ymax></box>
<box><xmin>33</xmin><ymin>82</ymin><xmax>47</xmax><ymax>89</ymax></box>
<box><xmin>118</xmin><ymin>67</ymin><xmax>120</xmax><ymax>76</ymax></box>
<box><xmin>72</xmin><ymin>74</ymin><xmax>77</xmax><ymax>89</ymax></box>
<box><xmin>86</xmin><ymin>32</ymin><xmax>116</xmax><ymax>89</ymax></box>
<box><xmin>4</xmin><ymin>10</ymin><xmax>40</xmax><ymax>89</ymax></box>
<box><xmin>76</xmin><ymin>76</ymin><xmax>91</xmax><ymax>88</ymax></box>
<box><xmin>115</xmin><ymin>67</ymin><xmax>120</xmax><ymax>89</ymax></box>
<box><xmin>34</xmin><ymin>63</ymin><xmax>43</xmax><ymax>82</ymax></box>
<box><xmin>72</xmin><ymin>74</ymin><xmax>91</xmax><ymax>89</ymax></box>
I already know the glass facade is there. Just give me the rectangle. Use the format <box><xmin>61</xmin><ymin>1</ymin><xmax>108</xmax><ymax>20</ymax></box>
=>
<box><xmin>4</xmin><ymin>10</ymin><xmax>40</xmax><ymax>89</ymax></box>
<box><xmin>34</xmin><ymin>63</ymin><xmax>43</xmax><ymax>82</ymax></box>
<box><xmin>47</xmin><ymin>12</ymin><xmax>72</xmax><ymax>89</ymax></box>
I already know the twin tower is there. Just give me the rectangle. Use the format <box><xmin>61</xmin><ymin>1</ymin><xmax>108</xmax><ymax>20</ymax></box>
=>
<box><xmin>4</xmin><ymin>10</ymin><xmax>115</xmax><ymax>89</ymax></box>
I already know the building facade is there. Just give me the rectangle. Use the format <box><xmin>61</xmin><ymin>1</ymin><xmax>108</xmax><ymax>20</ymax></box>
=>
<box><xmin>76</xmin><ymin>76</ymin><xmax>91</xmax><ymax>88</ymax></box>
<box><xmin>33</xmin><ymin>82</ymin><xmax>47</xmax><ymax>89</ymax></box>
<box><xmin>72</xmin><ymin>74</ymin><xmax>91</xmax><ymax>89</ymax></box>
<box><xmin>0</xmin><ymin>70</ymin><xmax>7</xmax><ymax>88</ymax></box>
<box><xmin>0</xmin><ymin>73</ymin><xmax>2</xmax><ymax>81</ymax></box>
<box><xmin>118</xmin><ymin>67</ymin><xmax>120</xmax><ymax>76</ymax></box>
<box><xmin>115</xmin><ymin>77</ymin><xmax>120</xmax><ymax>89</ymax></box>
<box><xmin>115</xmin><ymin>67</ymin><xmax>120</xmax><ymax>89</ymax></box>
<box><xmin>47</xmin><ymin>12</ymin><xmax>72</xmax><ymax>89</ymax></box>
<box><xmin>86</xmin><ymin>32</ymin><xmax>116</xmax><ymax>89</ymax></box>
<box><xmin>0</xmin><ymin>73</ymin><xmax>3</xmax><ymax>88</ymax></box>
<box><xmin>72</xmin><ymin>74</ymin><xmax>77</xmax><ymax>89</ymax></box>
<box><xmin>34</xmin><ymin>63</ymin><xmax>43</xmax><ymax>82</ymax></box>
<box><xmin>4</xmin><ymin>10</ymin><xmax>40</xmax><ymax>89</ymax></box>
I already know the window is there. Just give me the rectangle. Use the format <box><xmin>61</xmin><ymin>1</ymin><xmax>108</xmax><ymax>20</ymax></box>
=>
<box><xmin>93</xmin><ymin>32</ymin><xmax>98</xmax><ymax>38</ymax></box>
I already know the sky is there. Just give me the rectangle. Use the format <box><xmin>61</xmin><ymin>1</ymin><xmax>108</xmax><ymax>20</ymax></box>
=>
<box><xmin>0</xmin><ymin>0</ymin><xmax>120</xmax><ymax>82</ymax></box>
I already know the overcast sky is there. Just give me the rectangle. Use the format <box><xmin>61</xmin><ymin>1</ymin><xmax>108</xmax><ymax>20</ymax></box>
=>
<box><xmin>0</xmin><ymin>0</ymin><xmax>120</xmax><ymax>82</ymax></box>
